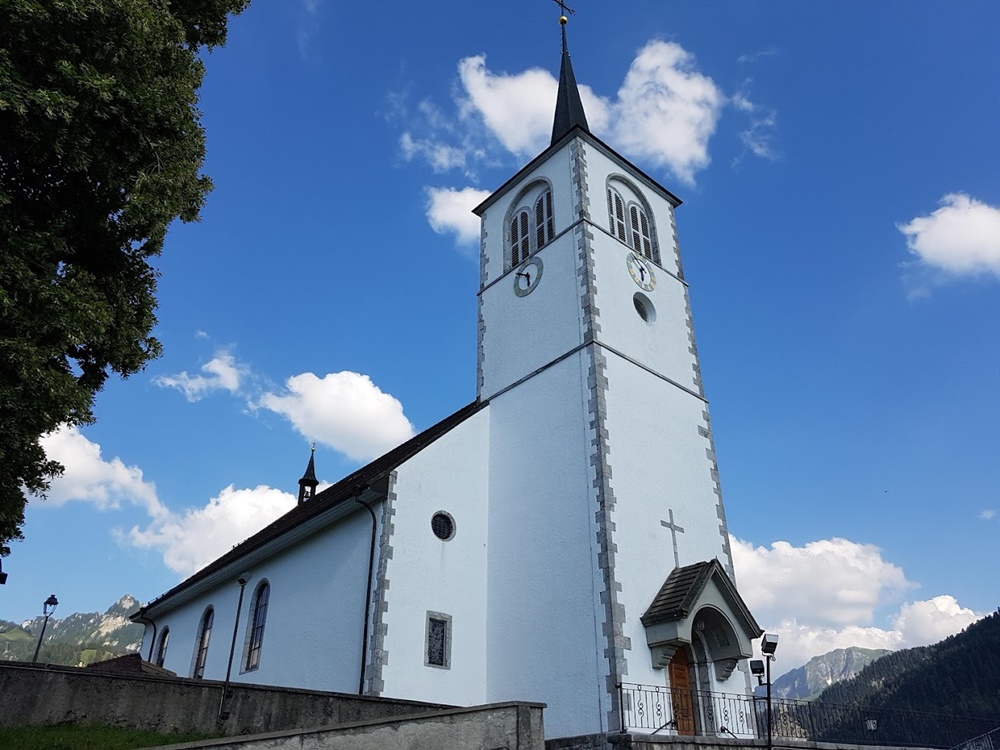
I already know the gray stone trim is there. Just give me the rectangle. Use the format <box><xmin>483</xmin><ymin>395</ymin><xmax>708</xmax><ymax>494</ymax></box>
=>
<box><xmin>668</xmin><ymin>203</ymin><xmax>685</xmax><ymax>281</ymax></box>
<box><xmin>477</xmin><ymin>219</ymin><xmax>488</xmax><ymax>397</ymax></box>
<box><xmin>698</xmin><ymin>411</ymin><xmax>735</xmax><ymax>582</ymax></box>
<box><xmin>570</xmin><ymin>136</ymin><xmax>591</xmax><ymax>222</ymax></box>
<box><xmin>683</xmin><ymin>288</ymin><xmax>704</xmax><ymax>398</ymax></box>
<box><xmin>365</xmin><ymin>471</ymin><xmax>397</xmax><ymax>696</ymax></box>
<box><xmin>576</xmin><ymin>217</ymin><xmax>629</xmax><ymax>732</ymax></box>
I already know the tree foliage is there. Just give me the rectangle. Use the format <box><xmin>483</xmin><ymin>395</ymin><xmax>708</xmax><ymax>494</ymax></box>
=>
<box><xmin>0</xmin><ymin>0</ymin><xmax>249</xmax><ymax>554</ymax></box>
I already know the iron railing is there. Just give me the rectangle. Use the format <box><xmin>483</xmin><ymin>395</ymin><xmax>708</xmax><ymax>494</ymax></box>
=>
<box><xmin>618</xmin><ymin>682</ymin><xmax>998</xmax><ymax>748</ymax></box>
<box><xmin>953</xmin><ymin>725</ymin><xmax>1000</xmax><ymax>750</ymax></box>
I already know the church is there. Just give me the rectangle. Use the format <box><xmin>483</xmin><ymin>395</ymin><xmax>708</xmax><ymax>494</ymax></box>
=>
<box><xmin>131</xmin><ymin>18</ymin><xmax>763</xmax><ymax>742</ymax></box>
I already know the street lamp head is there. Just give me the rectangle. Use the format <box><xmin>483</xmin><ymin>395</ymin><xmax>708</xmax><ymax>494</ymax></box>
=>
<box><xmin>43</xmin><ymin>594</ymin><xmax>58</xmax><ymax>615</ymax></box>
<box><xmin>761</xmin><ymin>633</ymin><xmax>779</xmax><ymax>656</ymax></box>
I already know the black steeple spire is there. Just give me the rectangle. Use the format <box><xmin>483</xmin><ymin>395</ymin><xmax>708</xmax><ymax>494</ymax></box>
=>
<box><xmin>297</xmin><ymin>444</ymin><xmax>318</xmax><ymax>505</ymax></box>
<box><xmin>550</xmin><ymin>14</ymin><xmax>589</xmax><ymax>145</ymax></box>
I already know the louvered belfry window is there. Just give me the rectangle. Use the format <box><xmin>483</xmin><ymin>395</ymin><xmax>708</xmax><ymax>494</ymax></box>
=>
<box><xmin>608</xmin><ymin>188</ymin><xmax>628</xmax><ymax>244</ymax></box>
<box><xmin>510</xmin><ymin>209</ymin><xmax>531</xmax><ymax>267</ymax></box>
<box><xmin>534</xmin><ymin>190</ymin><xmax>554</xmax><ymax>250</ymax></box>
<box><xmin>630</xmin><ymin>204</ymin><xmax>653</xmax><ymax>260</ymax></box>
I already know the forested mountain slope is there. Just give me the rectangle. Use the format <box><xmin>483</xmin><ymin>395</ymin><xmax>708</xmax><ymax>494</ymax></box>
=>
<box><xmin>818</xmin><ymin>611</ymin><xmax>1000</xmax><ymax>719</ymax></box>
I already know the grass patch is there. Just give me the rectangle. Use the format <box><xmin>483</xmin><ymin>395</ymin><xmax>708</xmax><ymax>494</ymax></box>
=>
<box><xmin>0</xmin><ymin>724</ymin><xmax>217</xmax><ymax>749</ymax></box>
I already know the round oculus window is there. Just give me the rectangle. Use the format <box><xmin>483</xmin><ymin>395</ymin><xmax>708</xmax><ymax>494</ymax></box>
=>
<box><xmin>431</xmin><ymin>512</ymin><xmax>455</xmax><ymax>541</ymax></box>
<box><xmin>633</xmin><ymin>292</ymin><xmax>656</xmax><ymax>323</ymax></box>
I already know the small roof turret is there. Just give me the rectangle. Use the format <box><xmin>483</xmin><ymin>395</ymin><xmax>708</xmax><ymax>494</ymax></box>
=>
<box><xmin>297</xmin><ymin>445</ymin><xmax>318</xmax><ymax>505</ymax></box>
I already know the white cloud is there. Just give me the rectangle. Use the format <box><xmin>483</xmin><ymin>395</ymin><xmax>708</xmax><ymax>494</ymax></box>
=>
<box><xmin>259</xmin><ymin>371</ymin><xmax>415</xmax><ymax>462</ymax></box>
<box><xmin>979</xmin><ymin>509</ymin><xmax>996</xmax><ymax>521</ymax></box>
<box><xmin>154</xmin><ymin>349</ymin><xmax>248</xmax><ymax>402</ymax></box>
<box><xmin>899</xmin><ymin>193</ymin><xmax>1000</xmax><ymax>278</ymax></box>
<box><xmin>401</xmin><ymin>40</ymin><xmax>733</xmax><ymax>193</ymax></box>
<box><xmin>892</xmin><ymin>596</ymin><xmax>981</xmax><ymax>645</ymax></box>
<box><xmin>401</xmin><ymin>133</ymin><xmax>471</xmax><ymax>173</ymax></box>
<box><xmin>126</xmin><ymin>485</ymin><xmax>296</xmax><ymax>576</ymax></box>
<box><xmin>733</xmin><ymin>536</ymin><xmax>985</xmax><ymax>673</ymax></box>
<box><xmin>38</xmin><ymin>426</ymin><xmax>166</xmax><ymax>521</ymax></box>
<box><xmin>608</xmin><ymin>41</ymin><xmax>724</xmax><ymax>185</ymax></box>
<box><xmin>456</xmin><ymin>55</ymin><xmax>562</xmax><ymax>158</ymax></box>
<box><xmin>425</xmin><ymin>186</ymin><xmax>490</xmax><ymax>247</ymax></box>
<box><xmin>730</xmin><ymin>88</ymin><xmax>779</xmax><ymax>164</ymax></box>
<box><xmin>732</xmin><ymin>537</ymin><xmax>914</xmax><ymax>627</ymax></box>
<box><xmin>737</xmin><ymin>47</ymin><xmax>779</xmax><ymax>65</ymax></box>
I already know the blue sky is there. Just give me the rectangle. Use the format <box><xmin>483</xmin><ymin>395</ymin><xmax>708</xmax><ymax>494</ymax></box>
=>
<box><xmin>5</xmin><ymin>0</ymin><xmax>999</xmax><ymax>674</ymax></box>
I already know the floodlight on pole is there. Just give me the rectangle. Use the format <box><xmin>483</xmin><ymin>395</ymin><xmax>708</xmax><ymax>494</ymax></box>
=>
<box><xmin>30</xmin><ymin>594</ymin><xmax>59</xmax><ymax>663</ymax></box>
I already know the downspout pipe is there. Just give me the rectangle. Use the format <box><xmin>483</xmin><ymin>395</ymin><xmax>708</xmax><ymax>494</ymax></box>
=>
<box><xmin>354</xmin><ymin>484</ymin><xmax>377</xmax><ymax>695</ymax></box>
<box><xmin>133</xmin><ymin>610</ymin><xmax>157</xmax><ymax>662</ymax></box>
<box><xmin>219</xmin><ymin>572</ymin><xmax>250</xmax><ymax>723</ymax></box>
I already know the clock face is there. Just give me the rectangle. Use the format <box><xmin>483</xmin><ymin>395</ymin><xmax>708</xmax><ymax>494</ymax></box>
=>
<box><xmin>513</xmin><ymin>256</ymin><xmax>543</xmax><ymax>297</ymax></box>
<box><xmin>627</xmin><ymin>253</ymin><xmax>655</xmax><ymax>291</ymax></box>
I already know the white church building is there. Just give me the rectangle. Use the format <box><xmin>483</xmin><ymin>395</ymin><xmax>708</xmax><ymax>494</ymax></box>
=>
<box><xmin>133</xmin><ymin>22</ymin><xmax>763</xmax><ymax>742</ymax></box>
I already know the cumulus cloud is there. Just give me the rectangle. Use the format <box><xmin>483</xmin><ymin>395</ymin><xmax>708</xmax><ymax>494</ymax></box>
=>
<box><xmin>35</xmin><ymin>426</ymin><xmax>294</xmax><ymax>576</ymax></box>
<box><xmin>607</xmin><ymin>41</ymin><xmax>724</xmax><ymax>184</ymax></box>
<box><xmin>38</xmin><ymin>426</ymin><xmax>166</xmax><ymax>520</ymax></box>
<box><xmin>899</xmin><ymin>193</ymin><xmax>1000</xmax><ymax>279</ymax></box>
<box><xmin>126</xmin><ymin>485</ymin><xmax>296</xmax><ymax>576</ymax></box>
<box><xmin>400</xmin><ymin>40</ymin><xmax>738</xmax><ymax>194</ymax></box>
<box><xmin>425</xmin><ymin>186</ymin><xmax>490</xmax><ymax>247</ymax></box>
<box><xmin>154</xmin><ymin>349</ymin><xmax>248</xmax><ymax>402</ymax></box>
<box><xmin>259</xmin><ymin>371</ymin><xmax>415</xmax><ymax>462</ymax></box>
<box><xmin>733</xmin><ymin>537</ymin><xmax>914</xmax><ymax>627</ymax></box>
<box><xmin>733</xmin><ymin>536</ymin><xmax>985</xmax><ymax>672</ymax></box>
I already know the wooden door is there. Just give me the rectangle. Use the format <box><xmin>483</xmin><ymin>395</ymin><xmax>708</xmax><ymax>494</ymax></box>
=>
<box><xmin>668</xmin><ymin>647</ymin><xmax>696</xmax><ymax>736</ymax></box>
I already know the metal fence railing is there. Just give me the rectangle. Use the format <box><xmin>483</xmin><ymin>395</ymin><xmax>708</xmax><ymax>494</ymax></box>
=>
<box><xmin>617</xmin><ymin>682</ymin><xmax>998</xmax><ymax>748</ymax></box>
<box><xmin>953</xmin><ymin>725</ymin><xmax>1000</xmax><ymax>750</ymax></box>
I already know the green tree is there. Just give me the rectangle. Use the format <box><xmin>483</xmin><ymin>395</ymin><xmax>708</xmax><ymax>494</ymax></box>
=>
<box><xmin>0</xmin><ymin>0</ymin><xmax>249</xmax><ymax>554</ymax></box>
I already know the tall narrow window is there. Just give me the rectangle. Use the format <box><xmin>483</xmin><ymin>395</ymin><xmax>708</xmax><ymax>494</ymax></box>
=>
<box><xmin>425</xmin><ymin>612</ymin><xmax>452</xmax><ymax>669</ymax></box>
<box><xmin>629</xmin><ymin>204</ymin><xmax>653</xmax><ymax>260</ymax></box>
<box><xmin>155</xmin><ymin>627</ymin><xmax>170</xmax><ymax>668</ymax></box>
<box><xmin>193</xmin><ymin>607</ymin><xmax>214</xmax><ymax>679</ymax></box>
<box><xmin>534</xmin><ymin>190</ymin><xmax>554</xmax><ymax>250</ymax></box>
<box><xmin>245</xmin><ymin>582</ymin><xmax>269</xmax><ymax>671</ymax></box>
<box><xmin>608</xmin><ymin>188</ymin><xmax>628</xmax><ymax>243</ymax></box>
<box><xmin>510</xmin><ymin>210</ymin><xmax>530</xmax><ymax>267</ymax></box>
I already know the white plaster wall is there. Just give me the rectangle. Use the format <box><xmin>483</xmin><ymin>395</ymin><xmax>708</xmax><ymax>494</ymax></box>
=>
<box><xmin>479</xmin><ymin>145</ymin><xmax>575</xmax><ymax>286</ymax></box>
<box><xmin>485</xmin><ymin>355</ymin><xmax>606</xmax><ymax>738</ymax></box>
<box><xmin>589</xmin><ymin>231</ymin><xmax>698</xmax><ymax>390</ymax></box>
<box><xmin>380</xmin><ymin>408</ymin><xmax>490</xmax><ymax>706</ymax></box>
<box><xmin>479</xmin><ymin>235</ymin><xmax>584</xmax><ymax>400</ymax></box>
<box><xmin>142</xmin><ymin>510</ymin><xmax>374</xmax><ymax>693</ymax></box>
<box><xmin>600</xmin><ymin>356</ymin><xmax>732</xmax><ymax>690</ymax></box>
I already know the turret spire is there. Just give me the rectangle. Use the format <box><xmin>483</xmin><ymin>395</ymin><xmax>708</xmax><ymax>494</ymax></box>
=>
<box><xmin>550</xmin><ymin>11</ymin><xmax>589</xmax><ymax>145</ymax></box>
<box><xmin>297</xmin><ymin>444</ymin><xmax>318</xmax><ymax>505</ymax></box>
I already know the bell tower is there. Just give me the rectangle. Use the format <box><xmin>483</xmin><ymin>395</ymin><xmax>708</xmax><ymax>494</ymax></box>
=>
<box><xmin>473</xmin><ymin>15</ymin><xmax>759</xmax><ymax>738</ymax></box>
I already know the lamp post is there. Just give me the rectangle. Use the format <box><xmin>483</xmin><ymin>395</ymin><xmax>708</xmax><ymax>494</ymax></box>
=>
<box><xmin>751</xmin><ymin>633</ymin><xmax>779</xmax><ymax>750</ymax></box>
<box><xmin>30</xmin><ymin>594</ymin><xmax>59</xmax><ymax>663</ymax></box>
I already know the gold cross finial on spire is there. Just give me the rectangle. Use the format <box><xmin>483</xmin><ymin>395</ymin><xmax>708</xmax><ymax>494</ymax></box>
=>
<box><xmin>551</xmin><ymin>0</ymin><xmax>575</xmax><ymax>24</ymax></box>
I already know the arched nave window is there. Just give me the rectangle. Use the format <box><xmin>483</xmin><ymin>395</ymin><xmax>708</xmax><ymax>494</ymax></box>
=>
<box><xmin>607</xmin><ymin>180</ymin><xmax>659</xmax><ymax>263</ymax></box>
<box><xmin>508</xmin><ymin>185</ymin><xmax>554</xmax><ymax>269</ymax></box>
<box><xmin>244</xmin><ymin>581</ymin><xmax>270</xmax><ymax>672</ymax></box>
<box><xmin>192</xmin><ymin>606</ymin><xmax>213</xmax><ymax>679</ymax></box>
<box><xmin>154</xmin><ymin>627</ymin><xmax>170</xmax><ymax>668</ymax></box>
